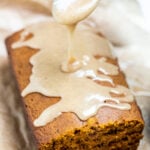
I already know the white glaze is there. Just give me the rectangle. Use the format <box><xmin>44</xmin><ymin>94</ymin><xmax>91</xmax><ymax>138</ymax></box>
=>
<box><xmin>12</xmin><ymin>22</ymin><xmax>134</xmax><ymax>127</ymax></box>
<box><xmin>98</xmin><ymin>57</ymin><xmax>119</xmax><ymax>75</ymax></box>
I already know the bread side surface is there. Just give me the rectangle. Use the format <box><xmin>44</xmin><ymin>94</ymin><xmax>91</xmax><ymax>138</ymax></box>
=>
<box><xmin>6</xmin><ymin>30</ymin><xmax>144</xmax><ymax>150</ymax></box>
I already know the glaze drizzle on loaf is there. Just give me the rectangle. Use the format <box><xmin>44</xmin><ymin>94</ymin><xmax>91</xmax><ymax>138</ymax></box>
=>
<box><xmin>12</xmin><ymin>22</ymin><xmax>134</xmax><ymax>127</ymax></box>
<box><xmin>52</xmin><ymin>0</ymin><xmax>99</xmax><ymax>73</ymax></box>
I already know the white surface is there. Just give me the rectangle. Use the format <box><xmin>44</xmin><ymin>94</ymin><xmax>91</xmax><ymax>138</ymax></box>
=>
<box><xmin>137</xmin><ymin>0</ymin><xmax>150</xmax><ymax>32</ymax></box>
<box><xmin>0</xmin><ymin>0</ymin><xmax>150</xmax><ymax>149</ymax></box>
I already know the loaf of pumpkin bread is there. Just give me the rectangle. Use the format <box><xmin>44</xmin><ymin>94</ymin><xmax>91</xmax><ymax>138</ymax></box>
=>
<box><xmin>6</xmin><ymin>25</ymin><xmax>144</xmax><ymax>150</ymax></box>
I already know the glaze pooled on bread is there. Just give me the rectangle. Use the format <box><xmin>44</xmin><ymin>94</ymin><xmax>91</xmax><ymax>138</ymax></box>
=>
<box><xmin>11</xmin><ymin>0</ymin><xmax>134</xmax><ymax>127</ymax></box>
<box><xmin>12</xmin><ymin>22</ymin><xmax>133</xmax><ymax>127</ymax></box>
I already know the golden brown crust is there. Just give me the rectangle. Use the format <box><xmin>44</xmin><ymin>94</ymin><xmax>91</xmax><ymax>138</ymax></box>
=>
<box><xmin>6</xmin><ymin>30</ymin><xmax>144</xmax><ymax>149</ymax></box>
